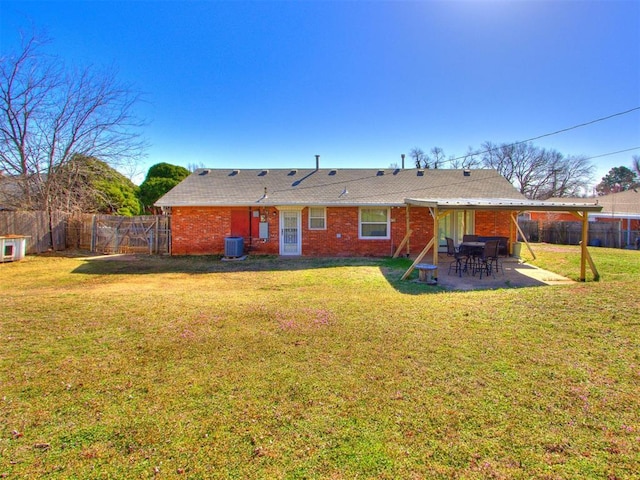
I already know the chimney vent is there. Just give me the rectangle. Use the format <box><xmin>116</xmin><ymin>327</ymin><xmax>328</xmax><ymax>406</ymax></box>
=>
<box><xmin>401</xmin><ymin>154</ymin><xmax>405</xmax><ymax>169</ymax></box>
<box><xmin>315</xmin><ymin>155</ymin><xmax>320</xmax><ymax>170</ymax></box>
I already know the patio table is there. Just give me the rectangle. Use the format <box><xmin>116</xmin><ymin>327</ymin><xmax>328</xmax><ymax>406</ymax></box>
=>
<box><xmin>460</xmin><ymin>241</ymin><xmax>486</xmax><ymax>275</ymax></box>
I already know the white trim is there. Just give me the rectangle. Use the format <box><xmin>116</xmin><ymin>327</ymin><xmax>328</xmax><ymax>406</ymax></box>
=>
<box><xmin>359</xmin><ymin>207</ymin><xmax>390</xmax><ymax>240</ymax></box>
<box><xmin>308</xmin><ymin>206</ymin><xmax>326</xmax><ymax>230</ymax></box>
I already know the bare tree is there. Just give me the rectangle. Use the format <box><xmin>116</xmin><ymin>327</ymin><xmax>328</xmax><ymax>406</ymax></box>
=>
<box><xmin>409</xmin><ymin>147</ymin><xmax>427</xmax><ymax>169</ymax></box>
<box><xmin>0</xmin><ymin>33</ymin><xmax>145</xmax><ymax>220</ymax></box>
<box><xmin>481</xmin><ymin>141</ymin><xmax>594</xmax><ymax>199</ymax></box>
<box><xmin>410</xmin><ymin>146</ymin><xmax>447</xmax><ymax>169</ymax></box>
<box><xmin>426</xmin><ymin>147</ymin><xmax>445</xmax><ymax>169</ymax></box>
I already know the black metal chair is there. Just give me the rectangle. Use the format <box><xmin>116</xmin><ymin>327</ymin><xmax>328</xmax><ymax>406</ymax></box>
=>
<box><xmin>446</xmin><ymin>237</ymin><xmax>467</xmax><ymax>277</ymax></box>
<box><xmin>489</xmin><ymin>240</ymin><xmax>502</xmax><ymax>275</ymax></box>
<box><xmin>475</xmin><ymin>239</ymin><xmax>499</xmax><ymax>279</ymax></box>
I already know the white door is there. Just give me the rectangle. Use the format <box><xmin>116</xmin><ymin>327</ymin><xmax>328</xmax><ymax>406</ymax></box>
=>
<box><xmin>280</xmin><ymin>210</ymin><xmax>301</xmax><ymax>255</ymax></box>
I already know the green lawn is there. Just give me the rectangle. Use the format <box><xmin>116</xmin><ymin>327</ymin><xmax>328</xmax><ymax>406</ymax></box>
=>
<box><xmin>1</xmin><ymin>245</ymin><xmax>639</xmax><ymax>479</ymax></box>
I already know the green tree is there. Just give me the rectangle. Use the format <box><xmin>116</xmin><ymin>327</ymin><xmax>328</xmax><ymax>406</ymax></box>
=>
<box><xmin>595</xmin><ymin>166</ymin><xmax>639</xmax><ymax>195</ymax></box>
<box><xmin>56</xmin><ymin>155</ymin><xmax>142</xmax><ymax>215</ymax></box>
<box><xmin>138</xmin><ymin>162</ymin><xmax>190</xmax><ymax>211</ymax></box>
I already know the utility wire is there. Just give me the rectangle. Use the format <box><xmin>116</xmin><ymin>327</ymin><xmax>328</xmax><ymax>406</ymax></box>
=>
<box><xmin>583</xmin><ymin>146</ymin><xmax>640</xmax><ymax>161</ymax></box>
<box><xmin>439</xmin><ymin>106</ymin><xmax>640</xmax><ymax>166</ymax></box>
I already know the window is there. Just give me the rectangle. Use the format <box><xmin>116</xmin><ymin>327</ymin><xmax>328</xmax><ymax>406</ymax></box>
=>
<box><xmin>359</xmin><ymin>207</ymin><xmax>389</xmax><ymax>239</ymax></box>
<box><xmin>308</xmin><ymin>207</ymin><xmax>326</xmax><ymax>230</ymax></box>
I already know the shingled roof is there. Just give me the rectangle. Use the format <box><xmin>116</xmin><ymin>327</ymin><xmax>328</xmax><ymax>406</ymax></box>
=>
<box><xmin>155</xmin><ymin>168</ymin><xmax>526</xmax><ymax>207</ymax></box>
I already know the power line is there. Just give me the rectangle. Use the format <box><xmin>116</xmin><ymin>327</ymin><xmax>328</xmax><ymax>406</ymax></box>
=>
<box><xmin>523</xmin><ymin>106</ymin><xmax>640</xmax><ymax>144</ymax></box>
<box><xmin>438</xmin><ymin>106</ymin><xmax>640</xmax><ymax>166</ymax></box>
<box><xmin>584</xmin><ymin>146</ymin><xmax>640</xmax><ymax>161</ymax></box>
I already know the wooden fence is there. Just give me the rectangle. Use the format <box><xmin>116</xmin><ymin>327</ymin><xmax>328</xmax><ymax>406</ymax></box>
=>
<box><xmin>68</xmin><ymin>214</ymin><xmax>170</xmax><ymax>254</ymax></box>
<box><xmin>518</xmin><ymin>219</ymin><xmax>639</xmax><ymax>249</ymax></box>
<box><xmin>1</xmin><ymin>211</ymin><xmax>170</xmax><ymax>255</ymax></box>
<box><xmin>0</xmin><ymin>211</ymin><xmax>67</xmax><ymax>253</ymax></box>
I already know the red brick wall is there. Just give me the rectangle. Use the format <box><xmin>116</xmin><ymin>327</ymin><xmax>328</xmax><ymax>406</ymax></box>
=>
<box><xmin>301</xmin><ymin>206</ymin><xmax>432</xmax><ymax>256</ymax></box>
<box><xmin>529</xmin><ymin>211</ymin><xmax>576</xmax><ymax>223</ymax></box>
<box><xmin>171</xmin><ymin>206</ymin><xmax>279</xmax><ymax>255</ymax></box>
<box><xmin>170</xmin><ymin>206</ymin><xmax>512</xmax><ymax>256</ymax></box>
<box><xmin>475</xmin><ymin>210</ymin><xmax>514</xmax><ymax>238</ymax></box>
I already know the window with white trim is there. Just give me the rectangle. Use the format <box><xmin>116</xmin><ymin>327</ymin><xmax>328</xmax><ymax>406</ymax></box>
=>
<box><xmin>308</xmin><ymin>207</ymin><xmax>326</xmax><ymax>230</ymax></box>
<box><xmin>359</xmin><ymin>207</ymin><xmax>390</xmax><ymax>239</ymax></box>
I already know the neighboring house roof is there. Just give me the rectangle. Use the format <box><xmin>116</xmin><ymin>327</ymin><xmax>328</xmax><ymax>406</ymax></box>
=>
<box><xmin>155</xmin><ymin>168</ymin><xmax>526</xmax><ymax>208</ymax></box>
<box><xmin>546</xmin><ymin>190</ymin><xmax>640</xmax><ymax>218</ymax></box>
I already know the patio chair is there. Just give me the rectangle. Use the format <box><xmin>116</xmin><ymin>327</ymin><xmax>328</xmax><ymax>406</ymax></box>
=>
<box><xmin>475</xmin><ymin>239</ymin><xmax>499</xmax><ymax>279</ymax></box>
<box><xmin>446</xmin><ymin>237</ymin><xmax>467</xmax><ymax>277</ymax></box>
<box><xmin>489</xmin><ymin>239</ymin><xmax>502</xmax><ymax>274</ymax></box>
<box><xmin>462</xmin><ymin>234</ymin><xmax>478</xmax><ymax>242</ymax></box>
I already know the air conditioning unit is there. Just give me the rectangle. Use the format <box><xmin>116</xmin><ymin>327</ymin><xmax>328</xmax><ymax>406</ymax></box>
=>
<box><xmin>224</xmin><ymin>237</ymin><xmax>244</xmax><ymax>258</ymax></box>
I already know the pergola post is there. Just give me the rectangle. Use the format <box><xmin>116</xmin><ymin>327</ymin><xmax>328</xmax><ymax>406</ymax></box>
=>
<box><xmin>570</xmin><ymin>209</ymin><xmax>600</xmax><ymax>282</ymax></box>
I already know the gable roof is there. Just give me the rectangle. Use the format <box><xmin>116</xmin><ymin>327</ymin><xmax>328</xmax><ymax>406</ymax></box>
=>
<box><xmin>546</xmin><ymin>189</ymin><xmax>640</xmax><ymax>218</ymax></box>
<box><xmin>155</xmin><ymin>168</ymin><xmax>526</xmax><ymax>208</ymax></box>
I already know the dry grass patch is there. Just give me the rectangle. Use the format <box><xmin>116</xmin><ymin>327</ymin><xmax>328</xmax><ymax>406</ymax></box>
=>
<box><xmin>1</xmin><ymin>247</ymin><xmax>639</xmax><ymax>478</ymax></box>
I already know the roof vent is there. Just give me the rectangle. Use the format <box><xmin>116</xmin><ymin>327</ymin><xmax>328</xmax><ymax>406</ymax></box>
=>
<box><xmin>199</xmin><ymin>169</ymin><xmax>210</xmax><ymax>175</ymax></box>
<box><xmin>229</xmin><ymin>170</ymin><xmax>240</xmax><ymax>176</ymax></box>
<box><xmin>258</xmin><ymin>169</ymin><xmax>269</xmax><ymax>176</ymax></box>
<box><xmin>376</xmin><ymin>170</ymin><xmax>385</xmax><ymax>176</ymax></box>
<box><xmin>329</xmin><ymin>169</ymin><xmax>337</xmax><ymax>176</ymax></box>
<box><xmin>417</xmin><ymin>169</ymin><xmax>425</xmax><ymax>177</ymax></box>
<box><xmin>288</xmin><ymin>169</ymin><xmax>297</xmax><ymax>176</ymax></box>
<box><xmin>393</xmin><ymin>168</ymin><xmax>400</xmax><ymax>175</ymax></box>
<box><xmin>463</xmin><ymin>170</ymin><xmax>471</xmax><ymax>177</ymax></box>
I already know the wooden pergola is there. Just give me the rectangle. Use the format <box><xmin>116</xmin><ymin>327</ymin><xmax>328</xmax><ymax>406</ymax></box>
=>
<box><xmin>396</xmin><ymin>198</ymin><xmax>603</xmax><ymax>282</ymax></box>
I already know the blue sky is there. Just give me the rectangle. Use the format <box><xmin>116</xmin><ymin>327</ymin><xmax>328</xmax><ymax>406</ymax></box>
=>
<box><xmin>1</xmin><ymin>0</ymin><xmax>639</xmax><ymax>187</ymax></box>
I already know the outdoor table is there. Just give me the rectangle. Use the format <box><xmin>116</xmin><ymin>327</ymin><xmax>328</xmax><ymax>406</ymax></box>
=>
<box><xmin>460</xmin><ymin>241</ymin><xmax>485</xmax><ymax>256</ymax></box>
<box><xmin>460</xmin><ymin>241</ymin><xmax>485</xmax><ymax>275</ymax></box>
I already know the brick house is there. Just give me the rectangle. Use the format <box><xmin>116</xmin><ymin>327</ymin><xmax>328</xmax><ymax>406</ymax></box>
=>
<box><xmin>155</xmin><ymin>166</ymin><xmax>530</xmax><ymax>257</ymax></box>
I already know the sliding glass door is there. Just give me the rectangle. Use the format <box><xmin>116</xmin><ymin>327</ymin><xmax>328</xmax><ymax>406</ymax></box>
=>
<box><xmin>438</xmin><ymin>211</ymin><xmax>475</xmax><ymax>252</ymax></box>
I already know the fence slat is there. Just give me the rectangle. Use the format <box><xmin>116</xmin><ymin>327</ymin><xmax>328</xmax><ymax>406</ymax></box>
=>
<box><xmin>519</xmin><ymin>219</ymin><xmax>638</xmax><ymax>249</ymax></box>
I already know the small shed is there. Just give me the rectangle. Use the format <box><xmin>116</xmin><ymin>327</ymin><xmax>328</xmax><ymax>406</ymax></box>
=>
<box><xmin>0</xmin><ymin>235</ymin><xmax>29</xmax><ymax>262</ymax></box>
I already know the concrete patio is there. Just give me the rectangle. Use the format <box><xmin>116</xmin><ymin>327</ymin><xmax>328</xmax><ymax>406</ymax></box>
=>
<box><xmin>419</xmin><ymin>255</ymin><xmax>574</xmax><ymax>291</ymax></box>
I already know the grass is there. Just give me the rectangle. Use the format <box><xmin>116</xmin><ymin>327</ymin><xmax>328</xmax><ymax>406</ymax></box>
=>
<box><xmin>1</xmin><ymin>245</ymin><xmax>639</xmax><ymax>479</ymax></box>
